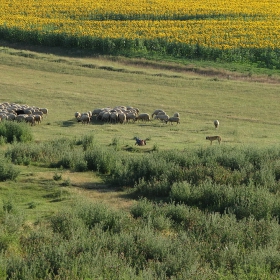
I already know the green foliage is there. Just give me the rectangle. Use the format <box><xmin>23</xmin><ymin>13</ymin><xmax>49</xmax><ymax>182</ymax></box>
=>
<box><xmin>0</xmin><ymin>157</ymin><xmax>20</xmax><ymax>181</ymax></box>
<box><xmin>2</xmin><ymin>197</ymin><xmax>280</xmax><ymax>279</ymax></box>
<box><xmin>53</xmin><ymin>171</ymin><xmax>62</xmax><ymax>181</ymax></box>
<box><xmin>85</xmin><ymin>146</ymin><xmax>117</xmax><ymax>174</ymax></box>
<box><xmin>0</xmin><ymin>121</ymin><xmax>33</xmax><ymax>143</ymax></box>
<box><xmin>76</xmin><ymin>133</ymin><xmax>95</xmax><ymax>151</ymax></box>
<box><xmin>2</xmin><ymin>24</ymin><xmax>280</xmax><ymax>69</ymax></box>
<box><xmin>110</xmin><ymin>137</ymin><xmax>121</xmax><ymax>151</ymax></box>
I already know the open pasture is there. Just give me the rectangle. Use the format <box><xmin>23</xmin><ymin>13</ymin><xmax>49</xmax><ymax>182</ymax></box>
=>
<box><xmin>2</xmin><ymin>45</ymin><xmax>280</xmax><ymax>279</ymax></box>
<box><xmin>0</xmin><ymin>46</ymin><xmax>280</xmax><ymax>151</ymax></box>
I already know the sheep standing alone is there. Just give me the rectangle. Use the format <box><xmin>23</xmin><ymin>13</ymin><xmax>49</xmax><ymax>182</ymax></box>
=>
<box><xmin>214</xmin><ymin>120</ymin><xmax>219</xmax><ymax>129</ymax></box>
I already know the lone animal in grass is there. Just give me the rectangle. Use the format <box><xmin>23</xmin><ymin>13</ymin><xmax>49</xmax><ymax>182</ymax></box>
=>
<box><xmin>214</xmin><ymin>120</ymin><xmax>219</xmax><ymax>129</ymax></box>
<box><xmin>134</xmin><ymin>137</ymin><xmax>147</xmax><ymax>146</ymax></box>
<box><xmin>206</xmin><ymin>136</ymin><xmax>221</xmax><ymax>145</ymax></box>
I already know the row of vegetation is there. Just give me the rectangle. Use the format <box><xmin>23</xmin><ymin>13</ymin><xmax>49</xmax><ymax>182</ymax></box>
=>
<box><xmin>1</xmin><ymin>122</ymin><xmax>280</xmax><ymax>278</ymax></box>
<box><xmin>1</xmin><ymin>0</ymin><xmax>280</xmax><ymax>68</ymax></box>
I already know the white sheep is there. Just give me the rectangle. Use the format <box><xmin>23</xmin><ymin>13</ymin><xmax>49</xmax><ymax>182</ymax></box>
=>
<box><xmin>74</xmin><ymin>112</ymin><xmax>81</xmax><ymax>119</ymax></box>
<box><xmin>92</xmin><ymin>108</ymin><xmax>103</xmax><ymax>116</ymax></box>
<box><xmin>101</xmin><ymin>111</ymin><xmax>111</xmax><ymax>122</ymax></box>
<box><xmin>34</xmin><ymin>114</ymin><xmax>42</xmax><ymax>124</ymax></box>
<box><xmin>110</xmin><ymin>112</ymin><xmax>119</xmax><ymax>124</ymax></box>
<box><xmin>39</xmin><ymin>108</ymin><xmax>49</xmax><ymax>116</ymax></box>
<box><xmin>136</xmin><ymin>113</ymin><xmax>150</xmax><ymax>122</ymax></box>
<box><xmin>25</xmin><ymin>115</ymin><xmax>35</xmax><ymax>126</ymax></box>
<box><xmin>118</xmin><ymin>113</ymin><xmax>126</xmax><ymax>124</ymax></box>
<box><xmin>126</xmin><ymin>112</ymin><xmax>137</xmax><ymax>123</ymax></box>
<box><xmin>16</xmin><ymin>114</ymin><xmax>27</xmax><ymax>122</ymax></box>
<box><xmin>214</xmin><ymin>120</ymin><xmax>219</xmax><ymax>129</ymax></box>
<box><xmin>78</xmin><ymin>114</ymin><xmax>91</xmax><ymax>124</ymax></box>
<box><xmin>166</xmin><ymin>116</ymin><xmax>180</xmax><ymax>125</ymax></box>
<box><xmin>152</xmin><ymin>109</ymin><xmax>165</xmax><ymax>118</ymax></box>
<box><xmin>154</xmin><ymin>114</ymin><xmax>169</xmax><ymax>122</ymax></box>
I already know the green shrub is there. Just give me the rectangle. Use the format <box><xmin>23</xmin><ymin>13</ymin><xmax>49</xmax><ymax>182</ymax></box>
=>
<box><xmin>0</xmin><ymin>121</ymin><xmax>33</xmax><ymax>143</ymax></box>
<box><xmin>53</xmin><ymin>171</ymin><xmax>62</xmax><ymax>181</ymax></box>
<box><xmin>76</xmin><ymin>133</ymin><xmax>95</xmax><ymax>151</ymax></box>
<box><xmin>85</xmin><ymin>146</ymin><xmax>117</xmax><ymax>174</ymax></box>
<box><xmin>0</xmin><ymin>157</ymin><xmax>20</xmax><ymax>181</ymax></box>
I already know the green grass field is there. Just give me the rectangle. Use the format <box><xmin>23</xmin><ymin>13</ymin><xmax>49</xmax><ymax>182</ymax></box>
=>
<box><xmin>1</xmin><ymin>43</ymin><xmax>280</xmax><ymax>150</ymax></box>
<box><xmin>1</xmin><ymin>42</ymin><xmax>280</xmax><ymax>219</ymax></box>
<box><xmin>2</xmin><ymin>41</ymin><xmax>280</xmax><ymax>279</ymax></box>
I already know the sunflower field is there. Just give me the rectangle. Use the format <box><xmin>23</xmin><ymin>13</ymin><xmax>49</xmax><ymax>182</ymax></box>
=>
<box><xmin>1</xmin><ymin>0</ymin><xmax>280</xmax><ymax>67</ymax></box>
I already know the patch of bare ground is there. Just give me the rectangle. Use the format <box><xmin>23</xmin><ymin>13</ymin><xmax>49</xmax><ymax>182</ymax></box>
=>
<box><xmin>1</xmin><ymin>39</ymin><xmax>280</xmax><ymax>84</ymax></box>
<box><xmin>54</xmin><ymin>170</ymin><xmax>136</xmax><ymax>211</ymax></box>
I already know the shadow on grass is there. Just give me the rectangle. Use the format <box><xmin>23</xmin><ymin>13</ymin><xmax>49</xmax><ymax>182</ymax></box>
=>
<box><xmin>61</xmin><ymin>120</ymin><xmax>77</xmax><ymax>127</ymax></box>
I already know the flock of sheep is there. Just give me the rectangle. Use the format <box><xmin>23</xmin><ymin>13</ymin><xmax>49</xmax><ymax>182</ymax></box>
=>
<box><xmin>0</xmin><ymin>102</ymin><xmax>48</xmax><ymax>125</ymax></box>
<box><xmin>74</xmin><ymin>106</ymin><xmax>180</xmax><ymax>125</ymax></box>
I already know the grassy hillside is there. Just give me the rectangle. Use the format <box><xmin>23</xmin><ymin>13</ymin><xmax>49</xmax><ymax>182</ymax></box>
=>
<box><xmin>1</xmin><ymin>42</ymin><xmax>280</xmax><ymax>213</ymax></box>
<box><xmin>1</xmin><ymin>43</ymin><xmax>280</xmax><ymax>150</ymax></box>
<box><xmin>1</xmin><ymin>43</ymin><xmax>280</xmax><ymax>279</ymax></box>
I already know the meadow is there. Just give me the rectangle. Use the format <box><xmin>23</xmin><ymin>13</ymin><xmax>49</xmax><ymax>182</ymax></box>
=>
<box><xmin>1</xmin><ymin>0</ymin><xmax>280</xmax><ymax>278</ymax></box>
<box><xmin>0</xmin><ymin>43</ymin><xmax>280</xmax><ymax>279</ymax></box>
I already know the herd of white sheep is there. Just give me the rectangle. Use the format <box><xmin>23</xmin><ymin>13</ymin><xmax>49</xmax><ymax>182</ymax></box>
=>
<box><xmin>74</xmin><ymin>106</ymin><xmax>181</xmax><ymax>125</ymax></box>
<box><xmin>0</xmin><ymin>102</ymin><xmax>48</xmax><ymax>125</ymax></box>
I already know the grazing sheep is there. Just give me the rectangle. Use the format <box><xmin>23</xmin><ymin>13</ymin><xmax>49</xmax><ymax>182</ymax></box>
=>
<box><xmin>152</xmin><ymin>109</ymin><xmax>165</xmax><ymax>118</ymax></box>
<box><xmin>15</xmin><ymin>109</ymin><xmax>25</xmax><ymax>115</ymax></box>
<box><xmin>96</xmin><ymin>111</ymin><xmax>105</xmax><ymax>121</ymax></box>
<box><xmin>166</xmin><ymin>116</ymin><xmax>180</xmax><ymax>125</ymax></box>
<box><xmin>25</xmin><ymin>115</ymin><xmax>35</xmax><ymax>126</ymax></box>
<box><xmin>110</xmin><ymin>112</ymin><xmax>119</xmax><ymax>124</ymax></box>
<box><xmin>126</xmin><ymin>112</ymin><xmax>137</xmax><ymax>123</ymax></box>
<box><xmin>214</xmin><ymin>120</ymin><xmax>219</xmax><ymax>129</ymax></box>
<box><xmin>0</xmin><ymin>113</ymin><xmax>7</xmax><ymax>120</ymax></box>
<box><xmin>16</xmin><ymin>114</ymin><xmax>27</xmax><ymax>122</ymax></box>
<box><xmin>154</xmin><ymin>114</ymin><xmax>169</xmax><ymax>122</ymax></box>
<box><xmin>39</xmin><ymin>108</ymin><xmax>49</xmax><ymax>116</ymax></box>
<box><xmin>74</xmin><ymin>112</ymin><xmax>81</xmax><ymax>119</ymax></box>
<box><xmin>118</xmin><ymin>113</ymin><xmax>126</xmax><ymax>124</ymax></box>
<box><xmin>92</xmin><ymin>108</ymin><xmax>103</xmax><ymax>116</ymax></box>
<box><xmin>34</xmin><ymin>114</ymin><xmax>42</xmax><ymax>124</ymax></box>
<box><xmin>136</xmin><ymin>113</ymin><xmax>150</xmax><ymax>122</ymax></box>
<box><xmin>78</xmin><ymin>114</ymin><xmax>91</xmax><ymax>124</ymax></box>
<box><xmin>33</xmin><ymin>111</ymin><xmax>44</xmax><ymax>118</ymax></box>
<box><xmin>7</xmin><ymin>113</ymin><xmax>16</xmax><ymax>121</ymax></box>
<box><xmin>101</xmin><ymin>111</ymin><xmax>111</xmax><ymax>122</ymax></box>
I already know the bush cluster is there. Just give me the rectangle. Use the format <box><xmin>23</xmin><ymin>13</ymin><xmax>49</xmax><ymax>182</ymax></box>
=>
<box><xmin>0</xmin><ymin>121</ymin><xmax>33</xmax><ymax>144</ymax></box>
<box><xmin>2</xmin><ymin>198</ymin><xmax>280</xmax><ymax>279</ymax></box>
